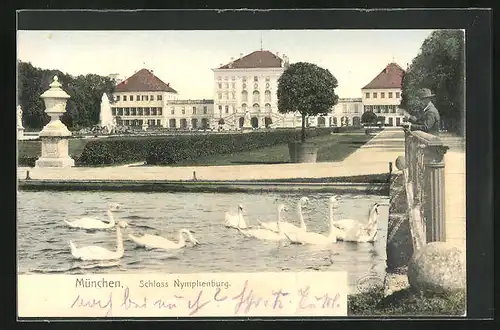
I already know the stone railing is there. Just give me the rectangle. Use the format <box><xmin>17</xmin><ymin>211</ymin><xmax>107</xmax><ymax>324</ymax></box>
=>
<box><xmin>403</xmin><ymin>129</ymin><xmax>449</xmax><ymax>250</ymax></box>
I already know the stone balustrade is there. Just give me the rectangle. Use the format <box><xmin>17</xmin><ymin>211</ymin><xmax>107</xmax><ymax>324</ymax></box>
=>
<box><xmin>403</xmin><ymin>129</ymin><xmax>449</xmax><ymax>246</ymax></box>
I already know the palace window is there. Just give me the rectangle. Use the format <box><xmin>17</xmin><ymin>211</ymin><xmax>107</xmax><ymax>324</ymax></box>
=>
<box><xmin>254</xmin><ymin>76</ymin><xmax>258</xmax><ymax>82</ymax></box>
<box><xmin>266</xmin><ymin>83</ymin><xmax>270</xmax><ymax>89</ymax></box>
<box><xmin>151</xmin><ymin>107</ymin><xmax>157</xmax><ymax>116</ymax></box>
<box><xmin>116</xmin><ymin>95</ymin><xmax>120</xmax><ymax>101</ymax></box>
<box><xmin>158</xmin><ymin>107</ymin><xmax>163</xmax><ymax>115</ymax></box>
<box><xmin>130</xmin><ymin>95</ymin><xmax>134</xmax><ymax>101</ymax></box>
<box><xmin>231</xmin><ymin>82</ymin><xmax>235</xmax><ymax>89</ymax></box>
<box><xmin>365</xmin><ymin>92</ymin><xmax>370</xmax><ymax>99</ymax></box>
<box><xmin>265</xmin><ymin>77</ymin><xmax>270</xmax><ymax>82</ymax></box>
<box><xmin>373</xmin><ymin>92</ymin><xmax>377</xmax><ymax>99</ymax></box>
<box><xmin>242</xmin><ymin>77</ymin><xmax>247</xmax><ymax>82</ymax></box>
<box><xmin>150</xmin><ymin>95</ymin><xmax>154</xmax><ymax>101</ymax></box>
<box><xmin>157</xmin><ymin>95</ymin><xmax>162</xmax><ymax>101</ymax></box>
<box><xmin>231</xmin><ymin>76</ymin><xmax>236</xmax><ymax>81</ymax></box>
<box><xmin>254</xmin><ymin>83</ymin><xmax>258</xmax><ymax>89</ymax></box>
<box><xmin>396</xmin><ymin>92</ymin><xmax>401</xmax><ymax>98</ymax></box>
<box><xmin>252</xmin><ymin>90</ymin><xmax>260</xmax><ymax>103</ymax></box>
<box><xmin>253</xmin><ymin>103</ymin><xmax>260</xmax><ymax>112</ymax></box>
<box><xmin>264</xmin><ymin>90</ymin><xmax>271</xmax><ymax>102</ymax></box>
<box><xmin>241</xmin><ymin>91</ymin><xmax>248</xmax><ymax>102</ymax></box>
<box><xmin>225</xmin><ymin>83</ymin><xmax>229</xmax><ymax>89</ymax></box>
<box><xmin>218</xmin><ymin>92</ymin><xmax>222</xmax><ymax>100</ymax></box>
<box><xmin>192</xmin><ymin>106</ymin><xmax>197</xmax><ymax>114</ymax></box>
<box><xmin>354</xmin><ymin>104</ymin><xmax>360</xmax><ymax>113</ymax></box>
<box><xmin>218</xmin><ymin>83</ymin><xmax>222</xmax><ymax>89</ymax></box>
<box><xmin>265</xmin><ymin>103</ymin><xmax>271</xmax><ymax>111</ymax></box>
<box><xmin>242</xmin><ymin>83</ymin><xmax>247</xmax><ymax>89</ymax></box>
<box><xmin>203</xmin><ymin>106</ymin><xmax>208</xmax><ymax>114</ymax></box>
<box><xmin>112</xmin><ymin>108</ymin><xmax>117</xmax><ymax>116</ymax></box>
<box><xmin>224</xmin><ymin>91</ymin><xmax>229</xmax><ymax>100</ymax></box>
<box><xmin>342</xmin><ymin>104</ymin><xmax>348</xmax><ymax>113</ymax></box>
<box><xmin>381</xmin><ymin>92</ymin><xmax>385</xmax><ymax>99</ymax></box>
<box><xmin>171</xmin><ymin>107</ymin><xmax>175</xmax><ymax>115</ymax></box>
<box><xmin>123</xmin><ymin>95</ymin><xmax>127</xmax><ymax>101</ymax></box>
<box><xmin>144</xmin><ymin>107</ymin><xmax>150</xmax><ymax>116</ymax></box>
<box><xmin>182</xmin><ymin>107</ymin><xmax>185</xmax><ymax>115</ymax></box>
<box><xmin>388</xmin><ymin>92</ymin><xmax>393</xmax><ymax>98</ymax></box>
<box><xmin>137</xmin><ymin>108</ymin><xmax>143</xmax><ymax>116</ymax></box>
<box><xmin>242</xmin><ymin>103</ymin><xmax>247</xmax><ymax>112</ymax></box>
<box><xmin>131</xmin><ymin>108</ymin><xmax>137</xmax><ymax>116</ymax></box>
<box><xmin>225</xmin><ymin>105</ymin><xmax>229</xmax><ymax>113</ymax></box>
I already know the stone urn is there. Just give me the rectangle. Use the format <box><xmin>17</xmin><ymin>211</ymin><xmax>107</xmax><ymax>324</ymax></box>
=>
<box><xmin>35</xmin><ymin>76</ymin><xmax>75</xmax><ymax>168</ymax></box>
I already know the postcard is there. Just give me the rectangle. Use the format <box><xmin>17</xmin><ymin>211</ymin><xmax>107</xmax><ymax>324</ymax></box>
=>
<box><xmin>17</xmin><ymin>10</ymin><xmax>469</xmax><ymax>320</ymax></box>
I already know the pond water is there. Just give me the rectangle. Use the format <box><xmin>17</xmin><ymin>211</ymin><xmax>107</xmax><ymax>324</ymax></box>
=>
<box><xmin>17</xmin><ymin>191</ymin><xmax>389</xmax><ymax>294</ymax></box>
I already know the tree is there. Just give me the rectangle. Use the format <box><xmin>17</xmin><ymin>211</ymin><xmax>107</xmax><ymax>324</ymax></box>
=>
<box><xmin>277</xmin><ymin>62</ymin><xmax>339</xmax><ymax>142</ymax></box>
<box><xmin>17</xmin><ymin>61</ymin><xmax>116</xmax><ymax>130</ymax></box>
<box><xmin>361</xmin><ymin>111</ymin><xmax>377</xmax><ymax>125</ymax></box>
<box><xmin>400</xmin><ymin>30</ymin><xmax>465</xmax><ymax>135</ymax></box>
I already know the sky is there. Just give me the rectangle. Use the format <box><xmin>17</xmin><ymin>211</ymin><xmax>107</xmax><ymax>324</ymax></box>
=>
<box><xmin>17</xmin><ymin>29</ymin><xmax>433</xmax><ymax>99</ymax></box>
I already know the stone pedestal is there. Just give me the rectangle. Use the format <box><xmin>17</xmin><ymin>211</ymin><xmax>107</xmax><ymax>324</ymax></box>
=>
<box><xmin>142</xmin><ymin>123</ymin><xmax>149</xmax><ymax>131</ymax></box>
<box><xmin>35</xmin><ymin>76</ymin><xmax>74</xmax><ymax>168</ymax></box>
<box><xmin>17</xmin><ymin>127</ymin><xmax>25</xmax><ymax>140</ymax></box>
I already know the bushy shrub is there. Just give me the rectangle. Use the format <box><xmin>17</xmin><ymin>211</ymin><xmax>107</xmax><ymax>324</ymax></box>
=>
<box><xmin>146</xmin><ymin>128</ymin><xmax>332</xmax><ymax>165</ymax></box>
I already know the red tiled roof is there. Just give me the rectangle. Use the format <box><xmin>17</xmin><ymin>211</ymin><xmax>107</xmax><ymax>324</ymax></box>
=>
<box><xmin>218</xmin><ymin>50</ymin><xmax>283</xmax><ymax>69</ymax></box>
<box><xmin>114</xmin><ymin>69</ymin><xmax>178</xmax><ymax>93</ymax></box>
<box><xmin>362</xmin><ymin>63</ymin><xmax>405</xmax><ymax>89</ymax></box>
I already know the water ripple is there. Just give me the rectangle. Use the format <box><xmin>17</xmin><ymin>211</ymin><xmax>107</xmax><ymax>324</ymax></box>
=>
<box><xmin>18</xmin><ymin>191</ymin><xmax>389</xmax><ymax>291</ymax></box>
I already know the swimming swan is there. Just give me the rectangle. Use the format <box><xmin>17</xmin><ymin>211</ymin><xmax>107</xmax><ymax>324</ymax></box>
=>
<box><xmin>333</xmin><ymin>202</ymin><xmax>381</xmax><ymax>243</ymax></box>
<box><xmin>108</xmin><ymin>203</ymin><xmax>121</xmax><ymax>212</ymax></box>
<box><xmin>128</xmin><ymin>229</ymin><xmax>199</xmax><ymax>250</ymax></box>
<box><xmin>284</xmin><ymin>196</ymin><xmax>339</xmax><ymax>245</ymax></box>
<box><xmin>224</xmin><ymin>204</ymin><xmax>248</xmax><ymax>229</ymax></box>
<box><xmin>238</xmin><ymin>204</ymin><xmax>288</xmax><ymax>241</ymax></box>
<box><xmin>258</xmin><ymin>197</ymin><xmax>309</xmax><ymax>233</ymax></box>
<box><xmin>69</xmin><ymin>221</ymin><xmax>129</xmax><ymax>261</ymax></box>
<box><xmin>64</xmin><ymin>208</ymin><xmax>118</xmax><ymax>230</ymax></box>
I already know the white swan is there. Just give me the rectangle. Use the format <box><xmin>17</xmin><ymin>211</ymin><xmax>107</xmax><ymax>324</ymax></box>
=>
<box><xmin>238</xmin><ymin>204</ymin><xmax>289</xmax><ymax>241</ymax></box>
<box><xmin>108</xmin><ymin>203</ymin><xmax>121</xmax><ymax>211</ymax></box>
<box><xmin>284</xmin><ymin>196</ymin><xmax>339</xmax><ymax>245</ymax></box>
<box><xmin>224</xmin><ymin>204</ymin><xmax>248</xmax><ymax>229</ymax></box>
<box><xmin>258</xmin><ymin>197</ymin><xmax>309</xmax><ymax>233</ymax></box>
<box><xmin>128</xmin><ymin>229</ymin><xmax>199</xmax><ymax>250</ymax></box>
<box><xmin>333</xmin><ymin>202</ymin><xmax>381</xmax><ymax>243</ymax></box>
<box><xmin>64</xmin><ymin>209</ymin><xmax>117</xmax><ymax>230</ymax></box>
<box><xmin>69</xmin><ymin>221</ymin><xmax>129</xmax><ymax>261</ymax></box>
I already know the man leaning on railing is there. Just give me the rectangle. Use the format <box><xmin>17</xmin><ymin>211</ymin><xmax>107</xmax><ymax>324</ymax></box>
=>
<box><xmin>401</xmin><ymin>88</ymin><xmax>441</xmax><ymax>135</ymax></box>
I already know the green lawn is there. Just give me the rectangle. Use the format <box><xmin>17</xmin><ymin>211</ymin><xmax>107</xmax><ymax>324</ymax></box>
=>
<box><xmin>18</xmin><ymin>138</ymin><xmax>90</xmax><ymax>158</ymax></box>
<box><xmin>173</xmin><ymin>130</ymin><xmax>372</xmax><ymax>166</ymax></box>
<box><xmin>348</xmin><ymin>287</ymin><xmax>465</xmax><ymax>316</ymax></box>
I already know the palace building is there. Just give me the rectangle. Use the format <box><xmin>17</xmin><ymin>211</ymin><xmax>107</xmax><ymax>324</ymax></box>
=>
<box><xmin>212</xmin><ymin>50</ymin><xmax>296</xmax><ymax>129</ymax></box>
<box><xmin>110</xmin><ymin>69</ymin><xmax>214</xmax><ymax>129</ymax></box>
<box><xmin>361</xmin><ymin>62</ymin><xmax>407</xmax><ymax>127</ymax></box>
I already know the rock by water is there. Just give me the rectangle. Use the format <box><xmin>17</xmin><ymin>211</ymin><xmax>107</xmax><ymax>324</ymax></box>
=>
<box><xmin>408</xmin><ymin>242</ymin><xmax>466</xmax><ymax>295</ymax></box>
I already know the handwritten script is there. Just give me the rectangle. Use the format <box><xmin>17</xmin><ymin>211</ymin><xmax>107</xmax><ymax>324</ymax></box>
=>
<box><xmin>70</xmin><ymin>280</ymin><xmax>343</xmax><ymax>317</ymax></box>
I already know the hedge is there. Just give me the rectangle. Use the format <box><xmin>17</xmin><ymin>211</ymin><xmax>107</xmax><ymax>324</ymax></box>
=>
<box><xmin>77</xmin><ymin>136</ymin><xmax>171</xmax><ymax>166</ymax></box>
<box><xmin>75</xmin><ymin>128</ymin><xmax>332</xmax><ymax>166</ymax></box>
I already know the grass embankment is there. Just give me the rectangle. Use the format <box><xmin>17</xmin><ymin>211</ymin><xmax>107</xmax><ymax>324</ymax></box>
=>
<box><xmin>18</xmin><ymin>129</ymin><xmax>372</xmax><ymax>168</ymax></box>
<box><xmin>173</xmin><ymin>130</ymin><xmax>371</xmax><ymax>166</ymax></box>
<box><xmin>348</xmin><ymin>287</ymin><xmax>466</xmax><ymax>316</ymax></box>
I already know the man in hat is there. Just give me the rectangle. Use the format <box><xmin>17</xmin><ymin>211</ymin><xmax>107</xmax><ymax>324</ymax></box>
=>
<box><xmin>403</xmin><ymin>88</ymin><xmax>441</xmax><ymax>135</ymax></box>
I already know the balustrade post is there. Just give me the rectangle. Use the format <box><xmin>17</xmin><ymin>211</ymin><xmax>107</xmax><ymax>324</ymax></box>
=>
<box><xmin>422</xmin><ymin>144</ymin><xmax>449</xmax><ymax>242</ymax></box>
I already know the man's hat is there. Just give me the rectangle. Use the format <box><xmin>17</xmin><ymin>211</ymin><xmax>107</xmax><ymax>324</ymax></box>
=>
<box><xmin>417</xmin><ymin>88</ymin><xmax>435</xmax><ymax>99</ymax></box>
